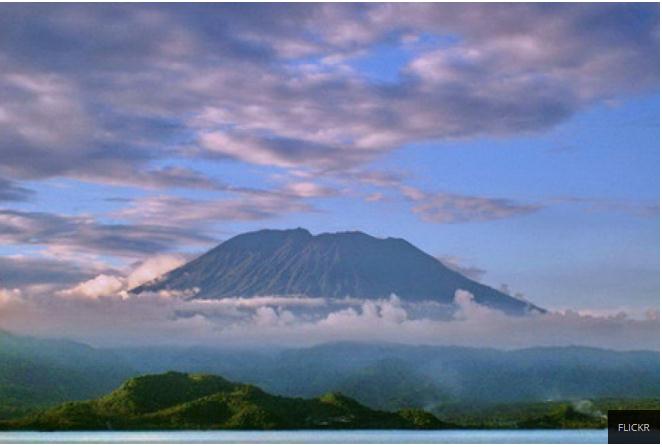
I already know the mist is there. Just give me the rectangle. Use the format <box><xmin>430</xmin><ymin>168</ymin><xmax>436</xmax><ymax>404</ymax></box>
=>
<box><xmin>0</xmin><ymin>284</ymin><xmax>658</xmax><ymax>350</ymax></box>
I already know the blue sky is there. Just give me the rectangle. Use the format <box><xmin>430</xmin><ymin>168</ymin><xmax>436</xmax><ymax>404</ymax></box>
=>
<box><xmin>0</xmin><ymin>3</ymin><xmax>658</xmax><ymax>316</ymax></box>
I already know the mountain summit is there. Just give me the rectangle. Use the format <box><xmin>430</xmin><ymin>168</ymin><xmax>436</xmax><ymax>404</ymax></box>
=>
<box><xmin>131</xmin><ymin>228</ymin><xmax>542</xmax><ymax>314</ymax></box>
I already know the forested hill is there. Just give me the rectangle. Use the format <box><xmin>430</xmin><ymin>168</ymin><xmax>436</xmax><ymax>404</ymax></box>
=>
<box><xmin>1</xmin><ymin>372</ymin><xmax>450</xmax><ymax>430</ymax></box>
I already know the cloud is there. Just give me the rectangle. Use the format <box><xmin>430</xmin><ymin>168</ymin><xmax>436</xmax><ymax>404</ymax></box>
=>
<box><xmin>0</xmin><ymin>209</ymin><xmax>213</xmax><ymax>258</ymax></box>
<box><xmin>0</xmin><ymin>177</ymin><xmax>33</xmax><ymax>202</ymax></box>
<box><xmin>125</xmin><ymin>254</ymin><xmax>188</xmax><ymax>290</ymax></box>
<box><xmin>0</xmin><ymin>4</ymin><xmax>656</xmax><ymax>316</ymax></box>
<box><xmin>0</xmin><ymin>288</ymin><xmax>23</xmax><ymax>306</ymax></box>
<box><xmin>77</xmin><ymin>166</ymin><xmax>229</xmax><ymax>191</ymax></box>
<box><xmin>0</xmin><ymin>181</ymin><xmax>323</xmax><ymax>290</ymax></box>
<box><xmin>58</xmin><ymin>274</ymin><xmax>126</xmax><ymax>300</ymax></box>
<box><xmin>114</xmin><ymin>193</ymin><xmax>316</xmax><ymax>227</ymax></box>
<box><xmin>0</xmin><ymin>71</ymin><xmax>94</xmax><ymax>178</ymax></box>
<box><xmin>58</xmin><ymin>253</ymin><xmax>190</xmax><ymax>299</ymax></box>
<box><xmin>436</xmin><ymin>255</ymin><xmax>486</xmax><ymax>281</ymax></box>
<box><xmin>202</xmin><ymin>297</ymin><xmax>328</xmax><ymax>310</ymax></box>
<box><xmin>401</xmin><ymin>186</ymin><xmax>541</xmax><ymax>224</ymax></box>
<box><xmin>0</xmin><ymin>3</ymin><xmax>656</xmax><ymax>189</ymax></box>
<box><xmin>452</xmin><ymin>290</ymin><xmax>501</xmax><ymax>320</ymax></box>
<box><xmin>197</xmin><ymin>131</ymin><xmax>362</xmax><ymax>170</ymax></box>
<box><xmin>352</xmin><ymin>170</ymin><xmax>406</xmax><ymax>188</ymax></box>
<box><xmin>0</xmin><ymin>281</ymin><xmax>658</xmax><ymax>350</ymax></box>
<box><xmin>282</xmin><ymin>182</ymin><xmax>337</xmax><ymax>198</ymax></box>
<box><xmin>0</xmin><ymin>255</ymin><xmax>102</xmax><ymax>289</ymax></box>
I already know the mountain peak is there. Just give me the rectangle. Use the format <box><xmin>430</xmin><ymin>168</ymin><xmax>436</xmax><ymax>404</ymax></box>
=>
<box><xmin>131</xmin><ymin>228</ymin><xmax>543</xmax><ymax>315</ymax></box>
<box><xmin>233</xmin><ymin>227</ymin><xmax>312</xmax><ymax>240</ymax></box>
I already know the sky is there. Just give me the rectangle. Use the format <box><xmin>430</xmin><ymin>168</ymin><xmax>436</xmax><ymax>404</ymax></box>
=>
<box><xmin>0</xmin><ymin>3</ymin><xmax>659</xmax><ymax>346</ymax></box>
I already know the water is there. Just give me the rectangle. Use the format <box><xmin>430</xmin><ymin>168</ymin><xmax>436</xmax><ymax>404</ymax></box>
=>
<box><xmin>0</xmin><ymin>429</ymin><xmax>607</xmax><ymax>443</ymax></box>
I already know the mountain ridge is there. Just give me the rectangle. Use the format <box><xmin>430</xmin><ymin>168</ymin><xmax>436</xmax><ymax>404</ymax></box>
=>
<box><xmin>0</xmin><ymin>330</ymin><xmax>135</xmax><ymax>419</ymax></box>
<box><xmin>131</xmin><ymin>228</ymin><xmax>542</xmax><ymax>315</ymax></box>
<box><xmin>0</xmin><ymin>330</ymin><xmax>657</xmax><ymax>421</ymax></box>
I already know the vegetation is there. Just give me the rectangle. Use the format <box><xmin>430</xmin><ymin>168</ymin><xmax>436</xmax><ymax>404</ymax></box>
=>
<box><xmin>1</xmin><ymin>331</ymin><xmax>658</xmax><ymax>430</ymax></box>
<box><xmin>334</xmin><ymin>358</ymin><xmax>448</xmax><ymax>410</ymax></box>
<box><xmin>234</xmin><ymin>343</ymin><xmax>659</xmax><ymax>409</ymax></box>
<box><xmin>0</xmin><ymin>331</ymin><xmax>134</xmax><ymax>419</ymax></box>
<box><xmin>0</xmin><ymin>372</ymin><xmax>453</xmax><ymax>430</ymax></box>
<box><xmin>432</xmin><ymin>398</ymin><xmax>660</xmax><ymax>429</ymax></box>
<box><xmin>1</xmin><ymin>368</ymin><xmax>657</xmax><ymax>431</ymax></box>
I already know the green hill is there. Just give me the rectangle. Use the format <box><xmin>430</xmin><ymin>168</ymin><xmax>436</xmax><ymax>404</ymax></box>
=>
<box><xmin>1</xmin><ymin>372</ymin><xmax>452</xmax><ymax>430</ymax></box>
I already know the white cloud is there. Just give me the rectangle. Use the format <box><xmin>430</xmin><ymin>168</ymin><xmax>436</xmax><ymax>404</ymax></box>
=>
<box><xmin>0</xmin><ymin>288</ymin><xmax>23</xmax><ymax>306</ymax></box>
<box><xmin>57</xmin><ymin>254</ymin><xmax>189</xmax><ymax>299</ymax></box>
<box><xmin>211</xmin><ymin>296</ymin><xmax>328</xmax><ymax>309</ymax></box>
<box><xmin>252</xmin><ymin>306</ymin><xmax>298</xmax><ymax>327</ymax></box>
<box><xmin>199</xmin><ymin>131</ymin><xmax>296</xmax><ymax>168</ymax></box>
<box><xmin>0</xmin><ymin>72</ymin><xmax>91</xmax><ymax>150</ymax></box>
<box><xmin>58</xmin><ymin>274</ymin><xmax>125</xmax><ymax>300</ymax></box>
<box><xmin>1</xmin><ymin>4</ymin><xmax>655</xmax><ymax>188</ymax></box>
<box><xmin>452</xmin><ymin>290</ymin><xmax>498</xmax><ymax>320</ymax></box>
<box><xmin>1</xmin><ymin>284</ymin><xmax>658</xmax><ymax>351</ymax></box>
<box><xmin>126</xmin><ymin>254</ymin><xmax>188</xmax><ymax>290</ymax></box>
<box><xmin>283</xmin><ymin>182</ymin><xmax>336</xmax><ymax>198</ymax></box>
<box><xmin>436</xmin><ymin>255</ymin><xmax>486</xmax><ymax>281</ymax></box>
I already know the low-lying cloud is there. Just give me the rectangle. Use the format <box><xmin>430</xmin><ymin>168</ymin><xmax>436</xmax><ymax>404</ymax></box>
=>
<box><xmin>1</xmin><ymin>251</ymin><xmax>657</xmax><ymax>351</ymax></box>
<box><xmin>57</xmin><ymin>254</ymin><xmax>189</xmax><ymax>299</ymax></box>
<box><xmin>1</xmin><ymin>278</ymin><xmax>657</xmax><ymax>351</ymax></box>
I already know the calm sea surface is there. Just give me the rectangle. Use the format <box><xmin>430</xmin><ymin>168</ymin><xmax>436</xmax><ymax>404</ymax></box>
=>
<box><xmin>0</xmin><ymin>429</ymin><xmax>607</xmax><ymax>444</ymax></box>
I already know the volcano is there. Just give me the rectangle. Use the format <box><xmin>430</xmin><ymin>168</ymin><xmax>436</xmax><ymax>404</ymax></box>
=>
<box><xmin>131</xmin><ymin>228</ymin><xmax>543</xmax><ymax>315</ymax></box>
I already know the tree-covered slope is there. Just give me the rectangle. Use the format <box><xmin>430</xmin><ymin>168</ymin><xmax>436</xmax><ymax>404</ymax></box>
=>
<box><xmin>432</xmin><ymin>398</ymin><xmax>660</xmax><ymax>429</ymax></box>
<box><xmin>0</xmin><ymin>331</ymin><xmax>135</xmax><ymax>419</ymax></box>
<box><xmin>1</xmin><ymin>332</ymin><xmax>657</xmax><ymax>422</ymax></box>
<box><xmin>2</xmin><ymin>372</ymin><xmax>451</xmax><ymax>430</ymax></box>
<box><xmin>248</xmin><ymin>343</ymin><xmax>660</xmax><ymax>408</ymax></box>
<box><xmin>107</xmin><ymin>342</ymin><xmax>659</xmax><ymax>412</ymax></box>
